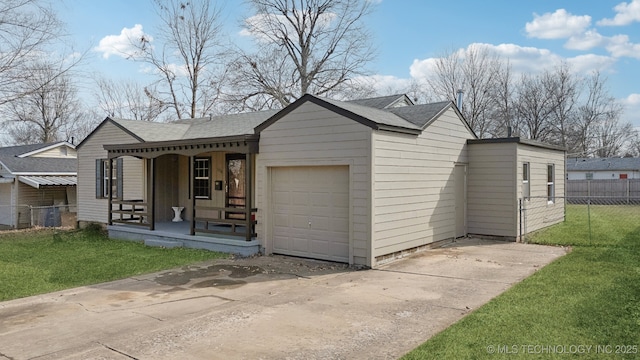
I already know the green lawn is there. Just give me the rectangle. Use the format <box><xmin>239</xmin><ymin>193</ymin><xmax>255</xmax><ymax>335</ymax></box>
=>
<box><xmin>0</xmin><ymin>227</ymin><xmax>228</xmax><ymax>301</ymax></box>
<box><xmin>402</xmin><ymin>205</ymin><xmax>640</xmax><ymax>359</ymax></box>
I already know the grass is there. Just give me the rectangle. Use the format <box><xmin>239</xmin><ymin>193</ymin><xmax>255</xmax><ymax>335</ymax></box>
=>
<box><xmin>0</xmin><ymin>227</ymin><xmax>229</xmax><ymax>301</ymax></box>
<box><xmin>402</xmin><ymin>205</ymin><xmax>640</xmax><ymax>359</ymax></box>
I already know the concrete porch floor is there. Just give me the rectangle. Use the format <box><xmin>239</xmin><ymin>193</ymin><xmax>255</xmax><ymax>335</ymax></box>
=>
<box><xmin>0</xmin><ymin>238</ymin><xmax>567</xmax><ymax>360</ymax></box>
<box><xmin>108</xmin><ymin>221</ymin><xmax>259</xmax><ymax>256</ymax></box>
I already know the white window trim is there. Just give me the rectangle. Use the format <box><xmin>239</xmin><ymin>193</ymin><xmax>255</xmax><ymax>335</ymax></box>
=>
<box><xmin>522</xmin><ymin>162</ymin><xmax>530</xmax><ymax>200</ymax></box>
<box><xmin>194</xmin><ymin>157</ymin><xmax>211</xmax><ymax>199</ymax></box>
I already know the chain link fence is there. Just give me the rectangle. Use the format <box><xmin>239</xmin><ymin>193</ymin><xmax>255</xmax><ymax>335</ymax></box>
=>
<box><xmin>0</xmin><ymin>205</ymin><xmax>76</xmax><ymax>230</ymax></box>
<box><xmin>520</xmin><ymin>196</ymin><xmax>640</xmax><ymax>245</ymax></box>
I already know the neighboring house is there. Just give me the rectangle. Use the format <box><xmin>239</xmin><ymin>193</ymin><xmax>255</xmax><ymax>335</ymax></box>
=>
<box><xmin>566</xmin><ymin>157</ymin><xmax>640</xmax><ymax>180</ymax></box>
<box><xmin>0</xmin><ymin>142</ymin><xmax>77</xmax><ymax>228</ymax></box>
<box><xmin>77</xmin><ymin>94</ymin><xmax>565</xmax><ymax>268</ymax></box>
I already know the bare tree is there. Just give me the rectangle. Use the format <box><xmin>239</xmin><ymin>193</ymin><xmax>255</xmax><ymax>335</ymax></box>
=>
<box><xmin>514</xmin><ymin>72</ymin><xmax>555</xmax><ymax>141</ymax></box>
<box><xmin>94</xmin><ymin>77</ymin><xmax>167</xmax><ymax>121</ymax></box>
<box><xmin>594</xmin><ymin>116</ymin><xmax>633</xmax><ymax>157</ymax></box>
<box><xmin>228</xmin><ymin>0</ymin><xmax>376</xmax><ymax>109</ymax></box>
<box><xmin>425</xmin><ymin>46</ymin><xmax>504</xmax><ymax>138</ymax></box>
<box><xmin>487</xmin><ymin>59</ymin><xmax>515</xmax><ymax>137</ymax></box>
<box><xmin>130</xmin><ymin>0</ymin><xmax>228</xmax><ymax>119</ymax></box>
<box><xmin>0</xmin><ymin>0</ymin><xmax>65</xmax><ymax>106</ymax></box>
<box><xmin>573</xmin><ymin>71</ymin><xmax>624</xmax><ymax>156</ymax></box>
<box><xmin>2</xmin><ymin>62</ymin><xmax>85</xmax><ymax>144</ymax></box>
<box><xmin>544</xmin><ymin>62</ymin><xmax>580</xmax><ymax>149</ymax></box>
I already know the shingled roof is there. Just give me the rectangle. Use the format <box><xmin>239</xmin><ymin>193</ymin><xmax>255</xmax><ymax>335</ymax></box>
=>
<box><xmin>0</xmin><ymin>143</ymin><xmax>76</xmax><ymax>174</ymax></box>
<box><xmin>567</xmin><ymin>157</ymin><xmax>640</xmax><ymax>171</ymax></box>
<box><xmin>347</xmin><ymin>94</ymin><xmax>413</xmax><ymax>109</ymax></box>
<box><xmin>84</xmin><ymin>93</ymin><xmax>473</xmax><ymax>150</ymax></box>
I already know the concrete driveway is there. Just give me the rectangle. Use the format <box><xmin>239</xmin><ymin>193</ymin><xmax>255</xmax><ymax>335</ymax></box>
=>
<box><xmin>0</xmin><ymin>238</ymin><xmax>566</xmax><ymax>360</ymax></box>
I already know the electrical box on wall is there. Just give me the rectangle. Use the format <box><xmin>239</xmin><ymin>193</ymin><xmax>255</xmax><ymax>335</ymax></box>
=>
<box><xmin>214</xmin><ymin>180</ymin><xmax>223</xmax><ymax>191</ymax></box>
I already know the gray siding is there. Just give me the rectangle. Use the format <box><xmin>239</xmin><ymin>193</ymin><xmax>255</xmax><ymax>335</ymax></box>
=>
<box><xmin>517</xmin><ymin>144</ymin><xmax>565</xmax><ymax>233</ymax></box>
<box><xmin>256</xmin><ymin>102</ymin><xmax>372</xmax><ymax>266</ymax></box>
<box><xmin>467</xmin><ymin>142</ymin><xmax>518</xmax><ymax>237</ymax></box>
<box><xmin>77</xmin><ymin>121</ymin><xmax>144</xmax><ymax>224</ymax></box>
<box><xmin>372</xmin><ymin>107</ymin><xmax>472</xmax><ymax>258</ymax></box>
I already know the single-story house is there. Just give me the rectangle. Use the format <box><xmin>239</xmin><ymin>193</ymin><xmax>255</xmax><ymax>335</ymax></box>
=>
<box><xmin>567</xmin><ymin>157</ymin><xmax>640</xmax><ymax>180</ymax></box>
<box><xmin>77</xmin><ymin>94</ymin><xmax>565</xmax><ymax>268</ymax></box>
<box><xmin>0</xmin><ymin>141</ymin><xmax>77</xmax><ymax>228</ymax></box>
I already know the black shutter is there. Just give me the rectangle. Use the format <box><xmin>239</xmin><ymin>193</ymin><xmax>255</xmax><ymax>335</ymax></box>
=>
<box><xmin>96</xmin><ymin>159</ymin><xmax>103</xmax><ymax>198</ymax></box>
<box><xmin>116</xmin><ymin>158</ymin><xmax>124</xmax><ymax>200</ymax></box>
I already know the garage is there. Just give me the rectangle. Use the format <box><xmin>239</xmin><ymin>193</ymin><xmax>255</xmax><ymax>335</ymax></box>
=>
<box><xmin>271</xmin><ymin>166</ymin><xmax>350</xmax><ymax>262</ymax></box>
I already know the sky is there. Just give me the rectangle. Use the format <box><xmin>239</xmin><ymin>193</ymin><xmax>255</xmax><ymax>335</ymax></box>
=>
<box><xmin>57</xmin><ymin>0</ymin><xmax>640</xmax><ymax>128</ymax></box>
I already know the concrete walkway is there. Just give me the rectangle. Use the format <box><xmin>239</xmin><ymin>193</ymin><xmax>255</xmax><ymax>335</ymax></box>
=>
<box><xmin>0</xmin><ymin>239</ymin><xmax>567</xmax><ymax>360</ymax></box>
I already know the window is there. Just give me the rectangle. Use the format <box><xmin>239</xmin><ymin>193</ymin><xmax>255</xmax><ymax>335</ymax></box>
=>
<box><xmin>96</xmin><ymin>158</ymin><xmax>122</xmax><ymax>199</ymax></box>
<box><xmin>586</xmin><ymin>173</ymin><xmax>593</xmax><ymax>180</ymax></box>
<box><xmin>193</xmin><ymin>157</ymin><xmax>211</xmax><ymax>199</ymax></box>
<box><xmin>547</xmin><ymin>164</ymin><xmax>555</xmax><ymax>203</ymax></box>
<box><xmin>620</xmin><ymin>173</ymin><xmax>628</xmax><ymax>179</ymax></box>
<box><xmin>522</xmin><ymin>162</ymin><xmax>530</xmax><ymax>200</ymax></box>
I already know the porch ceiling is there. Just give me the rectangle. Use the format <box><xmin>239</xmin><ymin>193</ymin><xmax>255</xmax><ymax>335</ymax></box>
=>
<box><xmin>104</xmin><ymin>134</ymin><xmax>259</xmax><ymax>159</ymax></box>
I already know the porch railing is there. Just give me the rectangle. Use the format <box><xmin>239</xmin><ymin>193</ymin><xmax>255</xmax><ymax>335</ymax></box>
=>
<box><xmin>110</xmin><ymin>199</ymin><xmax>150</xmax><ymax>229</ymax></box>
<box><xmin>193</xmin><ymin>206</ymin><xmax>257</xmax><ymax>241</ymax></box>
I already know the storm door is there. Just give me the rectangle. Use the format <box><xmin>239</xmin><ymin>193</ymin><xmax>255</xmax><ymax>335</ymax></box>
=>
<box><xmin>226</xmin><ymin>154</ymin><xmax>246</xmax><ymax>220</ymax></box>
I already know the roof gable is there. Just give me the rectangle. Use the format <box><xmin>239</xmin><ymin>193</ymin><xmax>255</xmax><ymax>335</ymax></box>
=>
<box><xmin>77</xmin><ymin>117</ymin><xmax>145</xmax><ymax>149</ymax></box>
<box><xmin>387</xmin><ymin>101</ymin><xmax>450</xmax><ymax>128</ymax></box>
<box><xmin>255</xmin><ymin>94</ymin><xmax>422</xmax><ymax>135</ymax></box>
<box><xmin>16</xmin><ymin>141</ymin><xmax>75</xmax><ymax>158</ymax></box>
<box><xmin>347</xmin><ymin>94</ymin><xmax>414</xmax><ymax>109</ymax></box>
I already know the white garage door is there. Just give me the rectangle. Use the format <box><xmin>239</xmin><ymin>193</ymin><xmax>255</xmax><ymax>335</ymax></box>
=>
<box><xmin>271</xmin><ymin>166</ymin><xmax>349</xmax><ymax>263</ymax></box>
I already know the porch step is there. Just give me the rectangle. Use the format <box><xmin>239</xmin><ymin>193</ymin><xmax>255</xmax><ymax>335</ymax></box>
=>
<box><xmin>144</xmin><ymin>238</ymin><xmax>184</xmax><ymax>249</ymax></box>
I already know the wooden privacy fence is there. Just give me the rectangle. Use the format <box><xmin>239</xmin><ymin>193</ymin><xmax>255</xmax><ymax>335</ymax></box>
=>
<box><xmin>566</xmin><ymin>179</ymin><xmax>640</xmax><ymax>204</ymax></box>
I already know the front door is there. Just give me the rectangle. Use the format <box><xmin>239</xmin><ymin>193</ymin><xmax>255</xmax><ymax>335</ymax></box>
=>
<box><xmin>226</xmin><ymin>154</ymin><xmax>246</xmax><ymax>220</ymax></box>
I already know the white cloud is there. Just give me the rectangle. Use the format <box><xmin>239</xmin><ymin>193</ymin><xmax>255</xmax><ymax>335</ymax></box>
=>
<box><xmin>565</xmin><ymin>54</ymin><xmax>616</xmax><ymax>73</ymax></box>
<box><xmin>94</xmin><ymin>24</ymin><xmax>151</xmax><ymax>59</ymax></box>
<box><xmin>140</xmin><ymin>62</ymin><xmax>189</xmax><ymax>77</ymax></box>
<box><xmin>240</xmin><ymin>12</ymin><xmax>336</xmax><ymax>43</ymax></box>
<box><xmin>598</xmin><ymin>0</ymin><xmax>640</xmax><ymax>26</ymax></box>
<box><xmin>620</xmin><ymin>93</ymin><xmax>640</xmax><ymax>127</ymax></box>
<box><xmin>625</xmin><ymin>93</ymin><xmax>640</xmax><ymax>106</ymax></box>
<box><xmin>408</xmin><ymin>43</ymin><xmax>616</xmax><ymax>83</ymax></box>
<box><xmin>352</xmin><ymin>74</ymin><xmax>411</xmax><ymax>94</ymax></box>
<box><xmin>409</xmin><ymin>57</ymin><xmax>438</xmax><ymax>79</ymax></box>
<box><xmin>525</xmin><ymin>9</ymin><xmax>591</xmax><ymax>39</ymax></box>
<box><xmin>409</xmin><ymin>43</ymin><xmax>562</xmax><ymax>76</ymax></box>
<box><xmin>565</xmin><ymin>30</ymin><xmax>607</xmax><ymax>50</ymax></box>
<box><xmin>605</xmin><ymin>34</ymin><xmax>640</xmax><ymax>59</ymax></box>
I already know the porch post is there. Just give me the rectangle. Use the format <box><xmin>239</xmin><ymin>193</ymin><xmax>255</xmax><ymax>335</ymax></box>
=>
<box><xmin>190</xmin><ymin>155</ymin><xmax>196</xmax><ymax>235</ymax></box>
<box><xmin>108</xmin><ymin>157</ymin><xmax>113</xmax><ymax>226</ymax></box>
<box><xmin>245</xmin><ymin>152</ymin><xmax>253</xmax><ymax>241</ymax></box>
<box><xmin>148</xmin><ymin>158</ymin><xmax>155</xmax><ymax>231</ymax></box>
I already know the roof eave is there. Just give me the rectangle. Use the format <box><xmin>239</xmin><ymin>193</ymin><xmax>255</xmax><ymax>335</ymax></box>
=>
<box><xmin>12</xmin><ymin>172</ymin><xmax>77</xmax><ymax>176</ymax></box>
<box><xmin>376</xmin><ymin>124</ymin><xmax>421</xmax><ymax>135</ymax></box>
<box><xmin>467</xmin><ymin>137</ymin><xmax>566</xmax><ymax>152</ymax></box>
<box><xmin>104</xmin><ymin>134</ymin><xmax>260</xmax><ymax>158</ymax></box>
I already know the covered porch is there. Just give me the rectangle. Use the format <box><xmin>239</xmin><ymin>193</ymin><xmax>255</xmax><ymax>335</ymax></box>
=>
<box><xmin>103</xmin><ymin>135</ymin><xmax>260</xmax><ymax>255</ymax></box>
